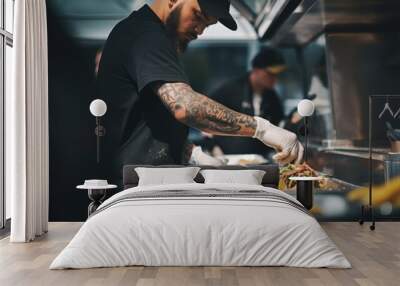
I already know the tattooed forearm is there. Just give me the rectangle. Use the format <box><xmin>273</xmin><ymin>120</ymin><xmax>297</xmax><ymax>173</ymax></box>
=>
<box><xmin>156</xmin><ymin>82</ymin><xmax>257</xmax><ymax>136</ymax></box>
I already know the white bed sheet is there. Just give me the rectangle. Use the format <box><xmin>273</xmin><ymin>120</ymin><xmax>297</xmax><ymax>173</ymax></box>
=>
<box><xmin>50</xmin><ymin>183</ymin><xmax>351</xmax><ymax>269</ymax></box>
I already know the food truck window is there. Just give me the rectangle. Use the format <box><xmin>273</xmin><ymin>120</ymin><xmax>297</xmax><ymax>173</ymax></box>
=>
<box><xmin>301</xmin><ymin>35</ymin><xmax>334</xmax><ymax>142</ymax></box>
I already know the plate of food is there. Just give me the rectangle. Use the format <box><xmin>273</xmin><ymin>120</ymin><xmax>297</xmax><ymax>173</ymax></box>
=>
<box><xmin>279</xmin><ymin>163</ymin><xmax>330</xmax><ymax>190</ymax></box>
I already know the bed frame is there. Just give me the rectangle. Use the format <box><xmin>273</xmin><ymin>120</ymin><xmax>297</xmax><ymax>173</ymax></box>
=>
<box><xmin>123</xmin><ymin>164</ymin><xmax>280</xmax><ymax>190</ymax></box>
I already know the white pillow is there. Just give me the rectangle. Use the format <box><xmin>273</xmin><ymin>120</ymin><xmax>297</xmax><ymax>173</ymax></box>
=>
<box><xmin>135</xmin><ymin>167</ymin><xmax>201</xmax><ymax>186</ymax></box>
<box><xmin>200</xmin><ymin>169</ymin><xmax>266</xmax><ymax>185</ymax></box>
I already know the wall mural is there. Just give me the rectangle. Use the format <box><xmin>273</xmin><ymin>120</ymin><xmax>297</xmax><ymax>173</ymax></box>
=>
<box><xmin>47</xmin><ymin>1</ymin><xmax>400</xmax><ymax>222</ymax></box>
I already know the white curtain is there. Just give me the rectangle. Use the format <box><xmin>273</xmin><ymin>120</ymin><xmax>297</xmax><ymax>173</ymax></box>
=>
<box><xmin>8</xmin><ymin>0</ymin><xmax>49</xmax><ymax>242</ymax></box>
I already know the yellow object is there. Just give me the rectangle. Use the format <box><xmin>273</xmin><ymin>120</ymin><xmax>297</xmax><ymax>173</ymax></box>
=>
<box><xmin>310</xmin><ymin>206</ymin><xmax>321</xmax><ymax>215</ymax></box>
<box><xmin>278</xmin><ymin>179</ymin><xmax>286</xmax><ymax>191</ymax></box>
<box><xmin>348</xmin><ymin>176</ymin><xmax>400</xmax><ymax>206</ymax></box>
<box><xmin>267</xmin><ymin>65</ymin><xmax>286</xmax><ymax>75</ymax></box>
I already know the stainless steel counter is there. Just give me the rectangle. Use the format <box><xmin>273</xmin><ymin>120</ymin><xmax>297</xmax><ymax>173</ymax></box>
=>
<box><xmin>308</xmin><ymin>143</ymin><xmax>386</xmax><ymax>186</ymax></box>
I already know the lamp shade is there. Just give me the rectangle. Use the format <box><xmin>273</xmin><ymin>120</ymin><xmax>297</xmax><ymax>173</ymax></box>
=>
<box><xmin>90</xmin><ymin>99</ymin><xmax>107</xmax><ymax>117</ymax></box>
<box><xmin>297</xmin><ymin>99</ymin><xmax>315</xmax><ymax>117</ymax></box>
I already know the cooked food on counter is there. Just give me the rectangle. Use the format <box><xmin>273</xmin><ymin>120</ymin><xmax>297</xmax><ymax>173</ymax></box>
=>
<box><xmin>279</xmin><ymin>163</ymin><xmax>332</xmax><ymax>190</ymax></box>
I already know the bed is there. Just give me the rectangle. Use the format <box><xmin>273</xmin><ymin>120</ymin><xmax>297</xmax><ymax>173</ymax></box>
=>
<box><xmin>50</xmin><ymin>164</ymin><xmax>350</xmax><ymax>269</ymax></box>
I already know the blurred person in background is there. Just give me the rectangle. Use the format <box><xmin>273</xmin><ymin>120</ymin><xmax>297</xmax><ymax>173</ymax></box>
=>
<box><xmin>96</xmin><ymin>0</ymin><xmax>303</xmax><ymax>187</ymax></box>
<box><xmin>207</xmin><ymin>47</ymin><xmax>285</xmax><ymax>159</ymax></box>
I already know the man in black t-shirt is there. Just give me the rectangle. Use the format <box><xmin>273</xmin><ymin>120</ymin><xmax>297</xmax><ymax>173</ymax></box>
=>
<box><xmin>96</xmin><ymin>0</ymin><xmax>304</xmax><ymax>187</ymax></box>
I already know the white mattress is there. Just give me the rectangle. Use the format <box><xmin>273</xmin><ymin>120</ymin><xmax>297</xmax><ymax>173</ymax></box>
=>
<box><xmin>50</xmin><ymin>183</ymin><xmax>351</xmax><ymax>269</ymax></box>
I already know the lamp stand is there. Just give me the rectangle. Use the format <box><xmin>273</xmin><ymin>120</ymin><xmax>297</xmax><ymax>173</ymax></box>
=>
<box><xmin>95</xmin><ymin>117</ymin><xmax>106</xmax><ymax>163</ymax></box>
<box><xmin>304</xmin><ymin>117</ymin><xmax>309</xmax><ymax>162</ymax></box>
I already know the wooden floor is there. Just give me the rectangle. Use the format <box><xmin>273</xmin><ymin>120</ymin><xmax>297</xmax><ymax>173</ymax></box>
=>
<box><xmin>0</xmin><ymin>222</ymin><xmax>399</xmax><ymax>286</ymax></box>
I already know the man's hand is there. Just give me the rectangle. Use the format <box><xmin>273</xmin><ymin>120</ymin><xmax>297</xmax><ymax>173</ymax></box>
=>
<box><xmin>189</xmin><ymin>146</ymin><xmax>226</xmax><ymax>166</ymax></box>
<box><xmin>155</xmin><ymin>82</ymin><xmax>302</xmax><ymax>165</ymax></box>
<box><xmin>253</xmin><ymin>116</ymin><xmax>304</xmax><ymax>165</ymax></box>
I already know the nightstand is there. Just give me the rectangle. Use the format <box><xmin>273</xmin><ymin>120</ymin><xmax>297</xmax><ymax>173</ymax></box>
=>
<box><xmin>289</xmin><ymin>177</ymin><xmax>322</xmax><ymax>210</ymax></box>
<box><xmin>77</xmin><ymin>180</ymin><xmax>117</xmax><ymax>217</ymax></box>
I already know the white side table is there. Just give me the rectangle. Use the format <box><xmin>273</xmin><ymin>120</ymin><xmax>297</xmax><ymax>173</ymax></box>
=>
<box><xmin>77</xmin><ymin>180</ymin><xmax>117</xmax><ymax>217</ymax></box>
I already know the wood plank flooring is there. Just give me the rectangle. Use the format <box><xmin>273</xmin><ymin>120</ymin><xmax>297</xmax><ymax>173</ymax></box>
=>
<box><xmin>0</xmin><ymin>222</ymin><xmax>399</xmax><ymax>286</ymax></box>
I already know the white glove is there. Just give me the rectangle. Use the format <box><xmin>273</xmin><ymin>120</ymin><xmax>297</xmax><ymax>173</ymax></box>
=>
<box><xmin>252</xmin><ymin>116</ymin><xmax>304</xmax><ymax>165</ymax></box>
<box><xmin>189</xmin><ymin>146</ymin><xmax>226</xmax><ymax>166</ymax></box>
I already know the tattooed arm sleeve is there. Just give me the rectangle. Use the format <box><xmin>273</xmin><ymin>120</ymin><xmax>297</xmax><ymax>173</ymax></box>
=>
<box><xmin>154</xmin><ymin>82</ymin><xmax>257</xmax><ymax>137</ymax></box>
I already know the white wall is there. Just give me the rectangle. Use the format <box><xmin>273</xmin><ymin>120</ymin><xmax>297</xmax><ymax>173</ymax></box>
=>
<box><xmin>5</xmin><ymin>44</ymin><xmax>13</xmax><ymax>220</ymax></box>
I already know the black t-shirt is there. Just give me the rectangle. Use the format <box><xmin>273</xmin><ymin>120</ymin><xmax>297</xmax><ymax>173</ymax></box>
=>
<box><xmin>96</xmin><ymin>5</ymin><xmax>189</xmax><ymax>185</ymax></box>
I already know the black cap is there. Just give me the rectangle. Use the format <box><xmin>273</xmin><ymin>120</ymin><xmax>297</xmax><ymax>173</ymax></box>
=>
<box><xmin>198</xmin><ymin>0</ymin><xmax>237</xmax><ymax>31</ymax></box>
<box><xmin>251</xmin><ymin>47</ymin><xmax>286</xmax><ymax>74</ymax></box>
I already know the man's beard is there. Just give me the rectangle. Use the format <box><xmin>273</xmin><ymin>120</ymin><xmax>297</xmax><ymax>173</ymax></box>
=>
<box><xmin>165</xmin><ymin>4</ymin><xmax>189</xmax><ymax>53</ymax></box>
